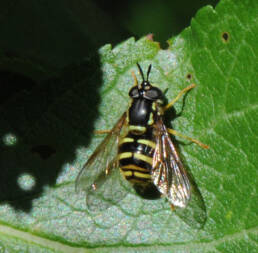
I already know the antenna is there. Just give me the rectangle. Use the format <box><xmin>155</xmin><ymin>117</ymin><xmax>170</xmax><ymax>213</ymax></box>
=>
<box><xmin>137</xmin><ymin>63</ymin><xmax>145</xmax><ymax>81</ymax></box>
<box><xmin>146</xmin><ymin>64</ymin><xmax>152</xmax><ymax>81</ymax></box>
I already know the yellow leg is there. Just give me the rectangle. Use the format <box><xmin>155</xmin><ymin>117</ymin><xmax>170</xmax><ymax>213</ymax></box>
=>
<box><xmin>131</xmin><ymin>71</ymin><xmax>138</xmax><ymax>87</ymax></box>
<box><xmin>167</xmin><ymin>128</ymin><xmax>209</xmax><ymax>149</ymax></box>
<box><xmin>170</xmin><ymin>204</ymin><xmax>176</xmax><ymax>211</ymax></box>
<box><xmin>164</xmin><ymin>84</ymin><xmax>196</xmax><ymax>111</ymax></box>
<box><xmin>94</xmin><ymin>130</ymin><xmax>111</xmax><ymax>134</ymax></box>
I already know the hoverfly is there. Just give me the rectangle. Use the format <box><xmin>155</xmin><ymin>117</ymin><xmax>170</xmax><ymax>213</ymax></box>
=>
<box><xmin>76</xmin><ymin>63</ymin><xmax>208</xmax><ymax>211</ymax></box>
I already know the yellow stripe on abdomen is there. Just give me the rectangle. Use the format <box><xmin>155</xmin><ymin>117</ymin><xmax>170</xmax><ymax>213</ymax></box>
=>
<box><xmin>134</xmin><ymin>153</ymin><xmax>153</xmax><ymax>165</ymax></box>
<box><xmin>118</xmin><ymin>152</ymin><xmax>133</xmax><ymax>160</ymax></box>
<box><xmin>137</xmin><ymin>139</ymin><xmax>156</xmax><ymax>149</ymax></box>
<box><xmin>134</xmin><ymin>171</ymin><xmax>151</xmax><ymax>179</ymax></box>
<box><xmin>122</xmin><ymin>170</ymin><xmax>133</xmax><ymax>177</ymax></box>
<box><xmin>119</xmin><ymin>137</ymin><xmax>134</xmax><ymax>146</ymax></box>
<box><xmin>129</xmin><ymin>125</ymin><xmax>146</xmax><ymax>134</ymax></box>
<box><xmin>121</xmin><ymin>164</ymin><xmax>149</xmax><ymax>172</ymax></box>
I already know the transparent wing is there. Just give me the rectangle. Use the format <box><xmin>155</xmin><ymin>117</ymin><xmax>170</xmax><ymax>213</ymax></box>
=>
<box><xmin>75</xmin><ymin>113</ymin><xmax>127</xmax><ymax>211</ymax></box>
<box><xmin>85</xmin><ymin>164</ymin><xmax>129</xmax><ymax>212</ymax></box>
<box><xmin>152</xmin><ymin>118</ymin><xmax>191</xmax><ymax>208</ymax></box>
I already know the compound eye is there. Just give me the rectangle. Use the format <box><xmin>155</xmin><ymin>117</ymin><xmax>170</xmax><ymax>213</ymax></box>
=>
<box><xmin>129</xmin><ymin>87</ymin><xmax>140</xmax><ymax>98</ymax></box>
<box><xmin>144</xmin><ymin>87</ymin><xmax>162</xmax><ymax>100</ymax></box>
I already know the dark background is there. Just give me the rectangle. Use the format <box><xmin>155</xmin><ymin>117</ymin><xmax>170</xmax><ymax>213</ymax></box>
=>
<box><xmin>0</xmin><ymin>0</ymin><xmax>219</xmax><ymax>69</ymax></box>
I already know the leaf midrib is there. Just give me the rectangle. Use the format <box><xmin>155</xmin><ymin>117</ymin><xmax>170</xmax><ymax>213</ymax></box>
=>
<box><xmin>0</xmin><ymin>222</ymin><xmax>256</xmax><ymax>252</ymax></box>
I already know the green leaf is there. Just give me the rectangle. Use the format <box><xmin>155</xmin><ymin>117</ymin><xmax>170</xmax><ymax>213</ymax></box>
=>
<box><xmin>0</xmin><ymin>0</ymin><xmax>257</xmax><ymax>252</ymax></box>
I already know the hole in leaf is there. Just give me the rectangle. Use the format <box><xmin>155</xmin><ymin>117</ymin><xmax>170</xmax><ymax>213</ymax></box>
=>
<box><xmin>31</xmin><ymin>145</ymin><xmax>56</xmax><ymax>159</ymax></box>
<box><xmin>221</xmin><ymin>32</ymin><xmax>230</xmax><ymax>43</ymax></box>
<box><xmin>186</xmin><ymin>73</ymin><xmax>192</xmax><ymax>80</ymax></box>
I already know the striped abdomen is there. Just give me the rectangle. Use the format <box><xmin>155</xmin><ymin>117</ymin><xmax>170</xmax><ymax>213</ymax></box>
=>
<box><xmin>118</xmin><ymin>127</ymin><xmax>155</xmax><ymax>185</ymax></box>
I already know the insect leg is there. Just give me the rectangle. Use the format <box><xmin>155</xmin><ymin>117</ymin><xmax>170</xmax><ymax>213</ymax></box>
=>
<box><xmin>167</xmin><ymin>128</ymin><xmax>209</xmax><ymax>149</ymax></box>
<box><xmin>94</xmin><ymin>130</ymin><xmax>112</xmax><ymax>134</ymax></box>
<box><xmin>163</xmin><ymin>84</ymin><xmax>196</xmax><ymax>111</ymax></box>
<box><xmin>170</xmin><ymin>204</ymin><xmax>176</xmax><ymax>211</ymax></box>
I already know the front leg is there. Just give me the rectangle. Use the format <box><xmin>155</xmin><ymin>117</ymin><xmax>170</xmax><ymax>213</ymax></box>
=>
<box><xmin>167</xmin><ymin>128</ymin><xmax>209</xmax><ymax>149</ymax></box>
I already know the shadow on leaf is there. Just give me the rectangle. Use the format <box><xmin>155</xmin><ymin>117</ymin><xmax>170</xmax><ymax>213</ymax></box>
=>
<box><xmin>0</xmin><ymin>55</ymin><xmax>102</xmax><ymax>212</ymax></box>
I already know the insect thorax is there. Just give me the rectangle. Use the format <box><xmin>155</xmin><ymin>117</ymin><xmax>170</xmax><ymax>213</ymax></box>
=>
<box><xmin>127</xmin><ymin>98</ymin><xmax>162</xmax><ymax>132</ymax></box>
